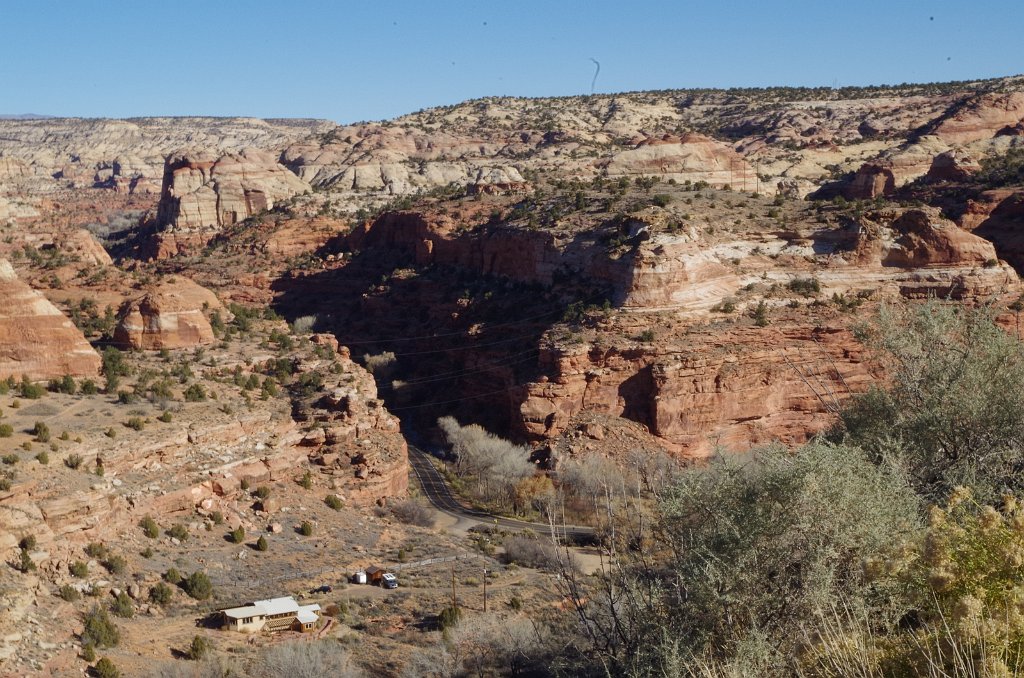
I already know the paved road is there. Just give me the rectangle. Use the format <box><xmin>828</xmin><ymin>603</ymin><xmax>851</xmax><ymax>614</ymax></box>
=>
<box><xmin>407</xmin><ymin>444</ymin><xmax>596</xmax><ymax>542</ymax></box>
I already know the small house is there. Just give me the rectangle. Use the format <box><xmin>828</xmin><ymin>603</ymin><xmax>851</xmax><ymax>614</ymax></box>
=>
<box><xmin>219</xmin><ymin>595</ymin><xmax>321</xmax><ymax>633</ymax></box>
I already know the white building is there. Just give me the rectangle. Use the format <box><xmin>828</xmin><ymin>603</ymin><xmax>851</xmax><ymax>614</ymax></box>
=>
<box><xmin>219</xmin><ymin>596</ymin><xmax>321</xmax><ymax>633</ymax></box>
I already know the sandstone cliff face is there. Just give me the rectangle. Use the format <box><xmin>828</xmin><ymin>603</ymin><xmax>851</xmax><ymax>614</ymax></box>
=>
<box><xmin>113</xmin><ymin>277</ymin><xmax>224</xmax><ymax>350</ymax></box>
<box><xmin>932</xmin><ymin>92</ymin><xmax>1024</xmax><ymax>144</ymax></box>
<box><xmin>520</xmin><ymin>325</ymin><xmax>869</xmax><ymax>458</ymax></box>
<box><xmin>155</xmin><ymin>149</ymin><xmax>311</xmax><ymax>235</ymax></box>
<box><xmin>0</xmin><ymin>259</ymin><xmax>100</xmax><ymax>380</ymax></box>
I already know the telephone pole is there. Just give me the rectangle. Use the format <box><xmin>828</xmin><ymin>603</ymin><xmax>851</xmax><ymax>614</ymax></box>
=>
<box><xmin>482</xmin><ymin>569</ymin><xmax>488</xmax><ymax>612</ymax></box>
<box><xmin>451</xmin><ymin>564</ymin><xmax>458</xmax><ymax>610</ymax></box>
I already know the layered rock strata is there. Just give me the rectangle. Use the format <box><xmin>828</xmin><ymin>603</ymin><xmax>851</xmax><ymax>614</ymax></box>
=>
<box><xmin>0</xmin><ymin>259</ymin><xmax>101</xmax><ymax>380</ymax></box>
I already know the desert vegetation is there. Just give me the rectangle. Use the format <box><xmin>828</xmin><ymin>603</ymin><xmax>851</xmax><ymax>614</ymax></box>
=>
<box><xmin>530</xmin><ymin>301</ymin><xmax>1024</xmax><ymax>677</ymax></box>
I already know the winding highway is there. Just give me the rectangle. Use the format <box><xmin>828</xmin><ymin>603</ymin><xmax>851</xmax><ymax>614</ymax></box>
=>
<box><xmin>407</xmin><ymin>444</ymin><xmax>596</xmax><ymax>542</ymax></box>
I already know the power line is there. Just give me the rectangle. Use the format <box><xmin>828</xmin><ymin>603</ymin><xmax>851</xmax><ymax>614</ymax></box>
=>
<box><xmin>334</xmin><ymin>290</ymin><xmax>610</xmax><ymax>347</ymax></box>
<box><xmin>396</xmin><ymin>348</ymin><xmax>540</xmax><ymax>385</ymax></box>
<box><xmin>387</xmin><ymin>386</ymin><xmax>520</xmax><ymax>412</ymax></box>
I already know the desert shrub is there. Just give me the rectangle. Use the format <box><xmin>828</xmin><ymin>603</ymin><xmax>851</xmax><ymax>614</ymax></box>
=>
<box><xmin>81</xmin><ymin>606</ymin><xmax>120</xmax><ymax>648</ymax></box>
<box><xmin>2</xmin><ymin>453</ymin><xmax>18</xmax><ymax>465</ymax></box>
<box><xmin>80</xmin><ymin>379</ymin><xmax>98</xmax><ymax>395</ymax></box>
<box><xmin>362</xmin><ymin>351</ymin><xmax>397</xmax><ymax>377</ymax></box>
<box><xmin>588</xmin><ymin>441</ymin><xmax>920</xmax><ymax>676</ymax></box>
<box><xmin>325</xmin><ymin>494</ymin><xmax>343</xmax><ymax>510</ymax></box>
<box><xmin>124</xmin><ymin>416</ymin><xmax>144</xmax><ymax>431</ymax></box>
<box><xmin>188</xmin><ymin>635</ymin><xmax>212</xmax><ymax>661</ymax></box>
<box><xmin>787</xmin><ymin>277</ymin><xmax>821</xmax><ymax>296</ymax></box>
<box><xmin>833</xmin><ymin>302</ymin><xmax>1024</xmax><ymax>503</ymax></box>
<box><xmin>803</xmin><ymin>490</ymin><xmax>1024</xmax><ymax>676</ymax></box>
<box><xmin>93</xmin><ymin>657</ymin><xmax>121</xmax><ymax>678</ymax></box>
<box><xmin>101</xmin><ymin>347</ymin><xmax>129</xmax><ymax>392</ymax></box>
<box><xmin>184</xmin><ymin>383</ymin><xmax>206</xmax><ymax>402</ymax></box>
<box><xmin>140</xmin><ymin>516</ymin><xmax>159</xmax><ymax>539</ymax></box>
<box><xmin>438</xmin><ymin>605</ymin><xmax>462</xmax><ymax>631</ymax></box>
<box><xmin>19</xmin><ymin>535</ymin><xmax>35</xmax><ymax>550</ymax></box>
<box><xmin>56</xmin><ymin>374</ymin><xmax>77</xmax><ymax>395</ymax></box>
<box><xmin>256</xmin><ymin>640</ymin><xmax>361</xmax><ymax>677</ymax></box>
<box><xmin>390</xmin><ymin>500</ymin><xmax>435</xmax><ymax>528</ymax></box>
<box><xmin>149</xmin><ymin>582</ymin><xmax>173</xmax><ymax>606</ymax></box>
<box><xmin>290</xmin><ymin>315</ymin><xmax>318</xmax><ymax>334</ymax></box>
<box><xmin>103</xmin><ymin>555</ymin><xmax>127</xmax><ymax>575</ymax></box>
<box><xmin>0</xmin><ymin>424</ymin><xmax>11</xmax><ymax>437</ymax></box>
<box><xmin>65</xmin><ymin>453</ymin><xmax>83</xmax><ymax>469</ymax></box>
<box><xmin>298</xmin><ymin>470</ymin><xmax>312</xmax><ymax>489</ymax></box>
<box><xmin>15</xmin><ymin>548</ymin><xmax>35</xmax><ymax>572</ymax></box>
<box><xmin>116</xmin><ymin>390</ymin><xmax>137</xmax><ymax>405</ymax></box>
<box><xmin>19</xmin><ymin>376</ymin><xmax>45</xmax><ymax>399</ymax></box>
<box><xmin>711</xmin><ymin>297</ymin><xmax>737</xmax><ymax>313</ymax></box>
<box><xmin>210</xmin><ymin>511</ymin><xmax>223</xmax><ymax>525</ymax></box>
<box><xmin>164</xmin><ymin>567</ymin><xmax>183</xmax><ymax>585</ymax></box>
<box><xmin>70</xmin><ymin>561</ymin><xmax>88</xmax><ymax>577</ymax></box>
<box><xmin>229</xmin><ymin>527</ymin><xmax>245</xmax><ymax>544</ymax></box>
<box><xmin>299</xmin><ymin>521</ymin><xmax>314</xmax><ymax>536</ymax></box>
<box><xmin>167</xmin><ymin>524</ymin><xmax>189</xmax><ymax>541</ymax></box>
<box><xmin>503</xmin><ymin>535</ymin><xmax>577</xmax><ymax>572</ymax></box>
<box><xmin>111</xmin><ymin>591</ymin><xmax>133</xmax><ymax>618</ymax></box>
<box><xmin>157</xmin><ymin>410</ymin><xmax>172</xmax><ymax>423</ymax></box>
<box><xmin>81</xmin><ymin>644</ymin><xmax>96</xmax><ymax>662</ymax></box>
<box><xmin>58</xmin><ymin>584</ymin><xmax>80</xmax><ymax>602</ymax></box>
<box><xmin>32</xmin><ymin>421</ymin><xmax>49</xmax><ymax>442</ymax></box>
<box><xmin>253</xmin><ymin>485</ymin><xmax>271</xmax><ymax>500</ymax></box>
<box><xmin>35</xmin><ymin>451</ymin><xmax>48</xmax><ymax>465</ymax></box>
<box><xmin>85</xmin><ymin>542</ymin><xmax>108</xmax><ymax>559</ymax></box>
<box><xmin>256</xmin><ymin>535</ymin><xmax>268</xmax><ymax>551</ymax></box>
<box><xmin>183</xmin><ymin>571</ymin><xmax>212</xmax><ymax>600</ymax></box>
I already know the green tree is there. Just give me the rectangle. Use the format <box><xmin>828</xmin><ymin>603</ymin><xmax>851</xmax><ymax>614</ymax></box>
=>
<box><xmin>833</xmin><ymin>302</ymin><xmax>1024</xmax><ymax>502</ymax></box>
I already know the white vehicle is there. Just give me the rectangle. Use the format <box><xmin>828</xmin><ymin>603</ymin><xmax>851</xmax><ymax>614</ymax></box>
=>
<box><xmin>381</xmin><ymin>573</ymin><xmax>398</xmax><ymax>589</ymax></box>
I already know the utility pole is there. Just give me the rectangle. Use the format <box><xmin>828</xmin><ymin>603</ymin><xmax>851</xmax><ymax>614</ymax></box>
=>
<box><xmin>451</xmin><ymin>564</ymin><xmax>458</xmax><ymax>610</ymax></box>
<box><xmin>482</xmin><ymin>568</ymin><xmax>488</xmax><ymax>612</ymax></box>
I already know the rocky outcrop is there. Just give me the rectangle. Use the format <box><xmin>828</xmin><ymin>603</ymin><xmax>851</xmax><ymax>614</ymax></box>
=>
<box><xmin>845</xmin><ymin>163</ymin><xmax>896</xmax><ymax>199</ymax></box>
<box><xmin>292</xmin><ymin>338</ymin><xmax>408</xmax><ymax>503</ymax></box>
<box><xmin>54</xmin><ymin>228</ymin><xmax>113</xmax><ymax>266</ymax></box>
<box><xmin>926</xmin><ymin>149</ymin><xmax>981</xmax><ymax>182</ymax></box>
<box><xmin>932</xmin><ymin>92</ymin><xmax>1024</xmax><ymax>145</ymax></box>
<box><xmin>520</xmin><ymin>325</ymin><xmax>870</xmax><ymax>458</ymax></box>
<box><xmin>603</xmin><ymin>133</ymin><xmax>754</xmax><ymax>187</ymax></box>
<box><xmin>0</xmin><ymin>259</ymin><xmax>101</xmax><ymax>380</ymax></box>
<box><xmin>113</xmin><ymin>277</ymin><xmax>224</xmax><ymax>350</ymax></box>
<box><xmin>155</xmin><ymin>149</ymin><xmax>311</xmax><ymax>234</ymax></box>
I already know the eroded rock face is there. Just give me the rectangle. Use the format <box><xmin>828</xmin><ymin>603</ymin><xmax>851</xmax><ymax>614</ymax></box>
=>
<box><xmin>603</xmin><ymin>133</ymin><xmax>754</xmax><ymax>187</ymax></box>
<box><xmin>291</xmin><ymin>341</ymin><xmax>408</xmax><ymax>503</ymax></box>
<box><xmin>846</xmin><ymin>163</ymin><xmax>896</xmax><ymax>199</ymax></box>
<box><xmin>0</xmin><ymin>259</ymin><xmax>101</xmax><ymax>380</ymax></box>
<box><xmin>926</xmin><ymin>149</ymin><xmax>981</xmax><ymax>182</ymax></box>
<box><xmin>155</xmin><ymin>149</ymin><xmax>311</xmax><ymax>237</ymax></box>
<box><xmin>932</xmin><ymin>92</ymin><xmax>1024</xmax><ymax>144</ymax></box>
<box><xmin>113</xmin><ymin>277</ymin><xmax>224</xmax><ymax>350</ymax></box>
<box><xmin>520</xmin><ymin>325</ymin><xmax>870</xmax><ymax>459</ymax></box>
<box><xmin>852</xmin><ymin>208</ymin><xmax>996</xmax><ymax>266</ymax></box>
<box><xmin>54</xmin><ymin>228</ymin><xmax>113</xmax><ymax>266</ymax></box>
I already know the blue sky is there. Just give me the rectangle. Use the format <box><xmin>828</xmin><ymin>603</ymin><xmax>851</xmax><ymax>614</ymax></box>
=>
<box><xmin>0</xmin><ymin>0</ymin><xmax>1019</xmax><ymax>123</ymax></box>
